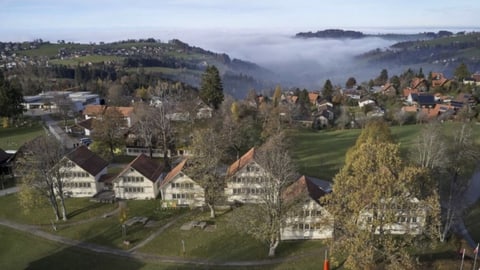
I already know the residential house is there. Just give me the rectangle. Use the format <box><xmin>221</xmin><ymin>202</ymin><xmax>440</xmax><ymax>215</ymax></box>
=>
<box><xmin>431</xmin><ymin>72</ymin><xmax>450</xmax><ymax>88</ymax></box>
<box><xmin>358</xmin><ymin>197</ymin><xmax>427</xmax><ymax>235</ymax></box>
<box><xmin>60</xmin><ymin>146</ymin><xmax>109</xmax><ymax>197</ymax></box>
<box><xmin>225</xmin><ymin>147</ymin><xmax>268</xmax><ymax>203</ymax></box>
<box><xmin>411</xmin><ymin>78</ymin><xmax>428</xmax><ymax>91</ymax></box>
<box><xmin>83</xmin><ymin>104</ymin><xmax>135</xmax><ymax>127</ymax></box>
<box><xmin>113</xmin><ymin>154</ymin><xmax>166</xmax><ymax>199</ymax></box>
<box><xmin>402</xmin><ymin>88</ymin><xmax>418</xmax><ymax>100</ymax></box>
<box><xmin>281</xmin><ymin>175</ymin><xmax>334</xmax><ymax>240</ymax></box>
<box><xmin>381</xmin><ymin>83</ymin><xmax>397</xmax><ymax>96</ymax></box>
<box><xmin>159</xmin><ymin>159</ymin><xmax>205</xmax><ymax>207</ymax></box>
<box><xmin>308</xmin><ymin>92</ymin><xmax>320</xmax><ymax>105</ymax></box>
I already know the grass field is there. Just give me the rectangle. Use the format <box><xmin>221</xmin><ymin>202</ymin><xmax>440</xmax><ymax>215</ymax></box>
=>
<box><xmin>49</xmin><ymin>55</ymin><xmax>123</xmax><ymax>66</ymax></box>
<box><xmin>0</xmin><ymin>122</ymin><xmax>45</xmax><ymax>150</ymax></box>
<box><xmin>289</xmin><ymin>123</ymin><xmax>480</xmax><ymax>180</ymax></box>
<box><xmin>0</xmin><ymin>194</ymin><xmax>117</xmax><ymax>225</ymax></box>
<box><xmin>139</xmin><ymin>208</ymin><xmax>327</xmax><ymax>261</ymax></box>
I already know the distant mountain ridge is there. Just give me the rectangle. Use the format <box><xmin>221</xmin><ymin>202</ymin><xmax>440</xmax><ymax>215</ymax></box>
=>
<box><xmin>295</xmin><ymin>29</ymin><xmax>457</xmax><ymax>41</ymax></box>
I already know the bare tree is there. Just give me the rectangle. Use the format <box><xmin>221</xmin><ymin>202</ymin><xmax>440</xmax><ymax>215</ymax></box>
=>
<box><xmin>53</xmin><ymin>93</ymin><xmax>75</xmax><ymax>129</ymax></box>
<box><xmin>15</xmin><ymin>135</ymin><xmax>70</xmax><ymax>221</ymax></box>
<box><xmin>133</xmin><ymin>103</ymin><xmax>159</xmax><ymax>158</ymax></box>
<box><xmin>411</xmin><ymin>122</ymin><xmax>480</xmax><ymax>242</ymax></box>
<box><xmin>232</xmin><ymin>132</ymin><xmax>298</xmax><ymax>257</ymax></box>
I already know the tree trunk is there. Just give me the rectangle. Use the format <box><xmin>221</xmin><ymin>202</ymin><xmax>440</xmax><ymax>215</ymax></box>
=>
<box><xmin>59</xmin><ymin>195</ymin><xmax>68</xmax><ymax>221</ymax></box>
<box><xmin>48</xmin><ymin>195</ymin><xmax>60</xmax><ymax>221</ymax></box>
<box><xmin>268</xmin><ymin>238</ymin><xmax>280</xmax><ymax>257</ymax></box>
<box><xmin>208</xmin><ymin>203</ymin><xmax>216</xmax><ymax>219</ymax></box>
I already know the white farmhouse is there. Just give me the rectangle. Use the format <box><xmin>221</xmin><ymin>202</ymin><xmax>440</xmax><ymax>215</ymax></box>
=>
<box><xmin>224</xmin><ymin>148</ymin><xmax>268</xmax><ymax>203</ymax></box>
<box><xmin>281</xmin><ymin>175</ymin><xmax>334</xmax><ymax>240</ymax></box>
<box><xmin>60</xmin><ymin>145</ymin><xmax>109</xmax><ymax>197</ymax></box>
<box><xmin>159</xmin><ymin>159</ymin><xmax>205</xmax><ymax>207</ymax></box>
<box><xmin>113</xmin><ymin>154</ymin><xmax>166</xmax><ymax>199</ymax></box>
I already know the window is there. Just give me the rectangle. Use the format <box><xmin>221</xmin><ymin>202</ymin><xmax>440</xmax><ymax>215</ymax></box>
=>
<box><xmin>125</xmin><ymin>187</ymin><xmax>144</xmax><ymax>193</ymax></box>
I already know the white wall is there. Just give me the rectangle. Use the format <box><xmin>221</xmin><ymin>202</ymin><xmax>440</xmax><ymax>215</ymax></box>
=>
<box><xmin>281</xmin><ymin>200</ymin><xmax>334</xmax><ymax>240</ymax></box>
<box><xmin>161</xmin><ymin>173</ymin><xmax>205</xmax><ymax>207</ymax></box>
<box><xmin>225</xmin><ymin>162</ymin><xmax>266</xmax><ymax>203</ymax></box>
<box><xmin>114</xmin><ymin>168</ymin><xmax>159</xmax><ymax>199</ymax></box>
<box><xmin>63</xmin><ymin>163</ymin><xmax>105</xmax><ymax>197</ymax></box>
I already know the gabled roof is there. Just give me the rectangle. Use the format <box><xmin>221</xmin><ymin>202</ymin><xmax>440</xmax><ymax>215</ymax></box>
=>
<box><xmin>83</xmin><ymin>105</ymin><xmax>106</xmax><ymax>116</ymax></box>
<box><xmin>65</xmin><ymin>145</ymin><xmax>108</xmax><ymax>176</ymax></box>
<box><xmin>403</xmin><ymin>88</ymin><xmax>418</xmax><ymax>98</ymax></box>
<box><xmin>455</xmin><ymin>93</ymin><xmax>474</xmax><ymax>104</ymax></box>
<box><xmin>161</xmin><ymin>159</ymin><xmax>188</xmax><ymax>187</ymax></box>
<box><xmin>283</xmin><ymin>175</ymin><xmax>332</xmax><ymax>204</ymax></box>
<box><xmin>411</xmin><ymin>78</ymin><xmax>427</xmax><ymax>89</ymax></box>
<box><xmin>227</xmin><ymin>147</ymin><xmax>255</xmax><ymax>177</ymax></box>
<box><xmin>119</xmin><ymin>154</ymin><xmax>165</xmax><ymax>182</ymax></box>
<box><xmin>76</xmin><ymin>118</ymin><xmax>94</xmax><ymax>131</ymax></box>
<box><xmin>83</xmin><ymin>105</ymin><xmax>134</xmax><ymax>118</ymax></box>
<box><xmin>308</xmin><ymin>92</ymin><xmax>319</xmax><ymax>104</ymax></box>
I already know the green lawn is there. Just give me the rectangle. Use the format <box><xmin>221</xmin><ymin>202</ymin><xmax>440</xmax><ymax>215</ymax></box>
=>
<box><xmin>140</xmin><ymin>208</ymin><xmax>327</xmax><ymax>262</ymax></box>
<box><xmin>289</xmin><ymin>123</ymin><xmax>480</xmax><ymax>180</ymax></box>
<box><xmin>0</xmin><ymin>194</ymin><xmax>117</xmax><ymax>225</ymax></box>
<box><xmin>0</xmin><ymin>122</ymin><xmax>45</xmax><ymax>150</ymax></box>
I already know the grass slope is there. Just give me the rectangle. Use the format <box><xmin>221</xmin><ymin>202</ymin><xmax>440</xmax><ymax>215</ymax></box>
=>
<box><xmin>0</xmin><ymin>122</ymin><xmax>45</xmax><ymax>150</ymax></box>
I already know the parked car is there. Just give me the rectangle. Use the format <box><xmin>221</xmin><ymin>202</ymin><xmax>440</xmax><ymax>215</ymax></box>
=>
<box><xmin>79</xmin><ymin>137</ymin><xmax>93</xmax><ymax>146</ymax></box>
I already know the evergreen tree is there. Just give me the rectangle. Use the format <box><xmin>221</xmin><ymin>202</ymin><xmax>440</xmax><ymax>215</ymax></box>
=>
<box><xmin>322</xmin><ymin>79</ymin><xmax>334</xmax><ymax>100</ymax></box>
<box><xmin>454</xmin><ymin>62</ymin><xmax>471</xmax><ymax>81</ymax></box>
<box><xmin>0</xmin><ymin>71</ymin><xmax>24</xmax><ymax>127</ymax></box>
<box><xmin>200</xmin><ymin>65</ymin><xmax>224</xmax><ymax>110</ymax></box>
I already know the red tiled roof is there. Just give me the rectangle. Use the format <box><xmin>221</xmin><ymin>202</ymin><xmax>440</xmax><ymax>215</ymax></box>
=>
<box><xmin>83</xmin><ymin>105</ymin><xmax>106</xmax><ymax>116</ymax></box>
<box><xmin>83</xmin><ymin>105</ymin><xmax>133</xmax><ymax>118</ymax></box>
<box><xmin>227</xmin><ymin>147</ymin><xmax>255</xmax><ymax>177</ymax></box>
<box><xmin>402</xmin><ymin>105</ymin><xmax>418</xmax><ymax>113</ymax></box>
<box><xmin>120</xmin><ymin>154</ymin><xmax>165</xmax><ymax>182</ymax></box>
<box><xmin>65</xmin><ymin>145</ymin><xmax>108</xmax><ymax>176</ymax></box>
<box><xmin>411</xmin><ymin>78</ymin><xmax>426</xmax><ymax>89</ymax></box>
<box><xmin>403</xmin><ymin>88</ymin><xmax>418</xmax><ymax>98</ymax></box>
<box><xmin>308</xmin><ymin>93</ymin><xmax>319</xmax><ymax>104</ymax></box>
<box><xmin>161</xmin><ymin>159</ymin><xmax>187</xmax><ymax>187</ymax></box>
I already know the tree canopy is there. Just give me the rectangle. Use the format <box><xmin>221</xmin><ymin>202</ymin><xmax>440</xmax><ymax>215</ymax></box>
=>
<box><xmin>326</xmin><ymin>121</ymin><xmax>439</xmax><ymax>269</ymax></box>
<box><xmin>0</xmin><ymin>70</ymin><xmax>24</xmax><ymax>126</ymax></box>
<box><xmin>199</xmin><ymin>65</ymin><xmax>224</xmax><ymax>110</ymax></box>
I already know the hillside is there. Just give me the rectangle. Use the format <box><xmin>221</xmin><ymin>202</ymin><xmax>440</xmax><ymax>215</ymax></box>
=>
<box><xmin>294</xmin><ymin>28</ymin><xmax>438</xmax><ymax>41</ymax></box>
<box><xmin>0</xmin><ymin>39</ymin><xmax>273</xmax><ymax>98</ymax></box>
<box><xmin>358</xmin><ymin>31</ymin><xmax>480</xmax><ymax>75</ymax></box>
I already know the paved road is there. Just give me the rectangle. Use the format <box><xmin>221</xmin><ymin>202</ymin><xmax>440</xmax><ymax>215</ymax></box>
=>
<box><xmin>41</xmin><ymin>114</ymin><xmax>78</xmax><ymax>150</ymax></box>
<box><xmin>0</xmin><ymin>186</ymin><xmax>19</xmax><ymax>197</ymax></box>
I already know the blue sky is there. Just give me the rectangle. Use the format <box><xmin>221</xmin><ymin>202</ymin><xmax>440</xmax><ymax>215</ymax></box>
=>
<box><xmin>1</xmin><ymin>0</ymin><xmax>479</xmax><ymax>42</ymax></box>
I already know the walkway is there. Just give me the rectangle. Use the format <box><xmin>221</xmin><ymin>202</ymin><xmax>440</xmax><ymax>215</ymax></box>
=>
<box><xmin>0</xmin><ymin>217</ymin><xmax>321</xmax><ymax>267</ymax></box>
<box><xmin>0</xmin><ymin>186</ymin><xmax>19</xmax><ymax>197</ymax></box>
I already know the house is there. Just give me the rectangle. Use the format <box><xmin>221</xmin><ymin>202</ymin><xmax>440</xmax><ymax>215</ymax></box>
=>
<box><xmin>411</xmin><ymin>78</ymin><xmax>428</xmax><ymax>91</ymax></box>
<box><xmin>358</xmin><ymin>197</ymin><xmax>427</xmax><ymax>235</ymax></box>
<box><xmin>83</xmin><ymin>105</ymin><xmax>135</xmax><ymax>127</ymax></box>
<box><xmin>60</xmin><ymin>146</ymin><xmax>109</xmax><ymax>197</ymax></box>
<box><xmin>113</xmin><ymin>154</ymin><xmax>166</xmax><ymax>199</ymax></box>
<box><xmin>308</xmin><ymin>92</ymin><xmax>320</xmax><ymax>105</ymax></box>
<box><xmin>417</xmin><ymin>93</ymin><xmax>436</xmax><ymax>108</ymax></box>
<box><xmin>225</xmin><ymin>147</ymin><xmax>268</xmax><ymax>203</ymax></box>
<box><xmin>281</xmin><ymin>175</ymin><xmax>334</xmax><ymax>240</ymax></box>
<box><xmin>431</xmin><ymin>72</ymin><xmax>450</xmax><ymax>88</ymax></box>
<box><xmin>159</xmin><ymin>159</ymin><xmax>205</xmax><ymax>207</ymax></box>
<box><xmin>381</xmin><ymin>83</ymin><xmax>397</xmax><ymax>96</ymax></box>
<box><xmin>402</xmin><ymin>88</ymin><xmax>418</xmax><ymax>100</ymax></box>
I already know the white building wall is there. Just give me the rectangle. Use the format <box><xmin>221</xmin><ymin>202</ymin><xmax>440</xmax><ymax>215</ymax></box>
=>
<box><xmin>63</xmin><ymin>164</ymin><xmax>104</xmax><ymax>197</ymax></box>
<box><xmin>281</xmin><ymin>200</ymin><xmax>334</xmax><ymax>240</ymax></box>
<box><xmin>114</xmin><ymin>169</ymin><xmax>159</xmax><ymax>199</ymax></box>
<box><xmin>225</xmin><ymin>163</ymin><xmax>266</xmax><ymax>203</ymax></box>
<box><xmin>161</xmin><ymin>174</ymin><xmax>205</xmax><ymax>207</ymax></box>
